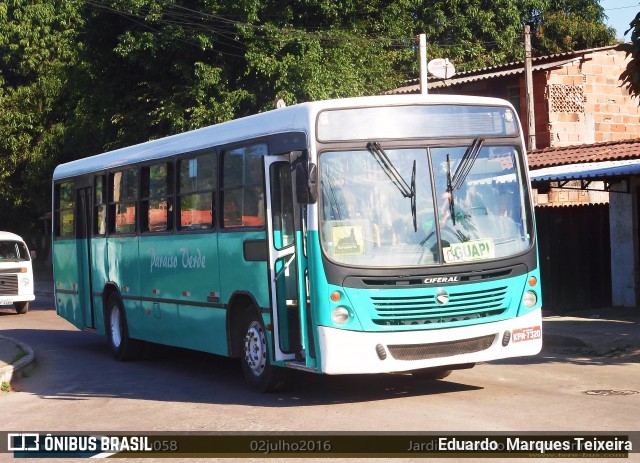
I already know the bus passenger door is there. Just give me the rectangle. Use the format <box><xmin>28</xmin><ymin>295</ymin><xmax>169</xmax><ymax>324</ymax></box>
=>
<box><xmin>76</xmin><ymin>187</ymin><xmax>96</xmax><ymax>329</ymax></box>
<box><xmin>264</xmin><ymin>156</ymin><xmax>302</xmax><ymax>362</ymax></box>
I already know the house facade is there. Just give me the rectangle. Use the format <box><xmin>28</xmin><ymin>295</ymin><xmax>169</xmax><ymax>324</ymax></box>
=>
<box><xmin>391</xmin><ymin>45</ymin><xmax>640</xmax><ymax>150</ymax></box>
<box><xmin>390</xmin><ymin>46</ymin><xmax>640</xmax><ymax>311</ymax></box>
<box><xmin>528</xmin><ymin>140</ymin><xmax>640</xmax><ymax>309</ymax></box>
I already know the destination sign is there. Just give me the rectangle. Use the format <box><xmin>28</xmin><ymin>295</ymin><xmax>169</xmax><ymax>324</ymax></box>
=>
<box><xmin>444</xmin><ymin>239</ymin><xmax>495</xmax><ymax>263</ymax></box>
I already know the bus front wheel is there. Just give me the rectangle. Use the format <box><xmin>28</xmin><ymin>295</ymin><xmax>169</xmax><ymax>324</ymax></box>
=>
<box><xmin>410</xmin><ymin>367</ymin><xmax>452</xmax><ymax>380</ymax></box>
<box><xmin>14</xmin><ymin>302</ymin><xmax>29</xmax><ymax>314</ymax></box>
<box><xmin>240</xmin><ymin>309</ymin><xmax>285</xmax><ymax>392</ymax></box>
<box><xmin>106</xmin><ymin>293</ymin><xmax>142</xmax><ymax>361</ymax></box>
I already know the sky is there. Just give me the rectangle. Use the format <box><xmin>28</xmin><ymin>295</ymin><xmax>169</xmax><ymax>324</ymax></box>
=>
<box><xmin>600</xmin><ymin>0</ymin><xmax>639</xmax><ymax>40</ymax></box>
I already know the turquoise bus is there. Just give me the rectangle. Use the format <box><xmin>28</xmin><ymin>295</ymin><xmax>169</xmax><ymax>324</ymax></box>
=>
<box><xmin>52</xmin><ymin>94</ymin><xmax>542</xmax><ymax>391</ymax></box>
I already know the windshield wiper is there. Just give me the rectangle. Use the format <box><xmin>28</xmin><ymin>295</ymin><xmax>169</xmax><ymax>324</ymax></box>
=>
<box><xmin>446</xmin><ymin>153</ymin><xmax>456</xmax><ymax>225</ymax></box>
<box><xmin>321</xmin><ymin>180</ymin><xmax>343</xmax><ymax>220</ymax></box>
<box><xmin>446</xmin><ymin>138</ymin><xmax>484</xmax><ymax>225</ymax></box>
<box><xmin>452</xmin><ymin>138</ymin><xmax>483</xmax><ymax>190</ymax></box>
<box><xmin>367</xmin><ymin>141</ymin><xmax>417</xmax><ymax>232</ymax></box>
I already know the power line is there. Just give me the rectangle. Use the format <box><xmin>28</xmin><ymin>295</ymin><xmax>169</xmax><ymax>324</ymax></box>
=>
<box><xmin>82</xmin><ymin>0</ymin><xmax>560</xmax><ymax>63</ymax></box>
<box><xmin>84</xmin><ymin>0</ymin><xmax>516</xmax><ymax>51</ymax></box>
<box><xmin>603</xmin><ymin>4</ymin><xmax>640</xmax><ymax>11</ymax></box>
<box><xmin>84</xmin><ymin>0</ymin><xmax>248</xmax><ymax>58</ymax></box>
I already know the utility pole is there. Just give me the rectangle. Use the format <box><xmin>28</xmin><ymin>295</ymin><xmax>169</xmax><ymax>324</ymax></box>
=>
<box><xmin>418</xmin><ymin>33</ymin><xmax>428</xmax><ymax>95</ymax></box>
<box><xmin>524</xmin><ymin>24</ymin><xmax>536</xmax><ymax>150</ymax></box>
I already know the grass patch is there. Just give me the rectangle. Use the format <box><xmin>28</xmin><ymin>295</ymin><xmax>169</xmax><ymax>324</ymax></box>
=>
<box><xmin>11</xmin><ymin>345</ymin><xmax>27</xmax><ymax>365</ymax></box>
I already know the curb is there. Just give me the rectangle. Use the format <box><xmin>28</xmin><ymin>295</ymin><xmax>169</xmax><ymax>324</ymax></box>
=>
<box><xmin>542</xmin><ymin>332</ymin><xmax>640</xmax><ymax>360</ymax></box>
<box><xmin>0</xmin><ymin>335</ymin><xmax>35</xmax><ymax>385</ymax></box>
<box><xmin>542</xmin><ymin>333</ymin><xmax>590</xmax><ymax>350</ymax></box>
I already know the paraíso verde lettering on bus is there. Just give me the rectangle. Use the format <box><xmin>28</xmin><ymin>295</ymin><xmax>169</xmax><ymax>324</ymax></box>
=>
<box><xmin>149</xmin><ymin>248</ymin><xmax>206</xmax><ymax>273</ymax></box>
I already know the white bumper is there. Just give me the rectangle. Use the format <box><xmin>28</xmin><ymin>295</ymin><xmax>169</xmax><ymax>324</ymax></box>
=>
<box><xmin>318</xmin><ymin>309</ymin><xmax>542</xmax><ymax>374</ymax></box>
<box><xmin>0</xmin><ymin>289</ymin><xmax>35</xmax><ymax>304</ymax></box>
<box><xmin>0</xmin><ymin>294</ymin><xmax>35</xmax><ymax>306</ymax></box>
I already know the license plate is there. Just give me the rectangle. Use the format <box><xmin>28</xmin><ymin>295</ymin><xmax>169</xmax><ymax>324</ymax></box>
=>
<box><xmin>512</xmin><ymin>326</ymin><xmax>542</xmax><ymax>342</ymax></box>
<box><xmin>0</xmin><ymin>299</ymin><xmax>13</xmax><ymax>306</ymax></box>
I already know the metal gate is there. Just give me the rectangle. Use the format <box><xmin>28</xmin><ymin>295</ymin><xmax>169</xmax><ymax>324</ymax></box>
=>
<box><xmin>536</xmin><ymin>204</ymin><xmax>612</xmax><ymax>313</ymax></box>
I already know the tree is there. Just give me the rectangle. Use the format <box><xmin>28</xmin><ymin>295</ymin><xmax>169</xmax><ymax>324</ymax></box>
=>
<box><xmin>71</xmin><ymin>0</ymin><xmax>617</xmax><ymax>113</ymax></box>
<box><xmin>65</xmin><ymin>0</ymin><xmax>255</xmax><ymax>152</ymax></box>
<box><xmin>619</xmin><ymin>11</ymin><xmax>640</xmax><ymax>100</ymax></box>
<box><xmin>0</xmin><ymin>0</ymin><xmax>620</xmax><ymax>238</ymax></box>
<box><xmin>0</xmin><ymin>0</ymin><xmax>83</xmax><ymax>234</ymax></box>
<box><xmin>408</xmin><ymin>0</ymin><xmax>616</xmax><ymax>71</ymax></box>
<box><xmin>528</xmin><ymin>0</ymin><xmax>617</xmax><ymax>55</ymax></box>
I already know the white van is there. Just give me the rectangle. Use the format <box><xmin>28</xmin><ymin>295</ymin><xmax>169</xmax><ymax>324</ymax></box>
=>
<box><xmin>0</xmin><ymin>231</ymin><xmax>35</xmax><ymax>314</ymax></box>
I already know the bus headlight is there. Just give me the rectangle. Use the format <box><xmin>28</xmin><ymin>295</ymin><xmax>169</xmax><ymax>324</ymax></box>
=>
<box><xmin>331</xmin><ymin>307</ymin><xmax>350</xmax><ymax>324</ymax></box>
<box><xmin>523</xmin><ymin>291</ymin><xmax>537</xmax><ymax>308</ymax></box>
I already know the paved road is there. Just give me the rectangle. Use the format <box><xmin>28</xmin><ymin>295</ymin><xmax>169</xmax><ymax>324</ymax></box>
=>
<box><xmin>1</xmin><ymin>298</ymin><xmax>639</xmax><ymax>461</ymax></box>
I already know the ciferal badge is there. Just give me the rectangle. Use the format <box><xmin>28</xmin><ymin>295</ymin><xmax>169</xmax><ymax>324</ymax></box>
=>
<box><xmin>435</xmin><ymin>288</ymin><xmax>449</xmax><ymax>305</ymax></box>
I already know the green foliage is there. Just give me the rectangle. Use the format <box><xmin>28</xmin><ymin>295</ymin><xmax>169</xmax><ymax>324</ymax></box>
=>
<box><xmin>0</xmin><ymin>0</ymin><xmax>82</xmax><ymax>233</ymax></box>
<box><xmin>0</xmin><ymin>0</ymin><xmax>618</xmax><ymax>237</ymax></box>
<box><xmin>530</xmin><ymin>1</ymin><xmax>617</xmax><ymax>55</ymax></box>
<box><xmin>619</xmin><ymin>12</ymin><xmax>640</xmax><ymax>101</ymax></box>
<box><xmin>412</xmin><ymin>0</ymin><xmax>526</xmax><ymax>70</ymax></box>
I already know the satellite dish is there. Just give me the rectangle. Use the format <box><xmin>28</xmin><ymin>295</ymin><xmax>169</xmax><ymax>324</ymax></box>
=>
<box><xmin>276</xmin><ymin>99</ymin><xmax>287</xmax><ymax>109</ymax></box>
<box><xmin>427</xmin><ymin>58</ymin><xmax>456</xmax><ymax>79</ymax></box>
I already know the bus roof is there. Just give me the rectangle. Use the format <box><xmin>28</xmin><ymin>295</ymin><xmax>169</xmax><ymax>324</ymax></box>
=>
<box><xmin>52</xmin><ymin>94</ymin><xmax>514</xmax><ymax>181</ymax></box>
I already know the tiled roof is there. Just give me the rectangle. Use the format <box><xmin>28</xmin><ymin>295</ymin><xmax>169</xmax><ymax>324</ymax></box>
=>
<box><xmin>528</xmin><ymin>138</ymin><xmax>640</xmax><ymax>169</ymax></box>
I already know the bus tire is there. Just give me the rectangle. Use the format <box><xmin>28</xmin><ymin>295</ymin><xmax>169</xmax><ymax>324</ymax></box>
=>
<box><xmin>106</xmin><ymin>293</ymin><xmax>142</xmax><ymax>361</ymax></box>
<box><xmin>240</xmin><ymin>308</ymin><xmax>285</xmax><ymax>392</ymax></box>
<box><xmin>410</xmin><ymin>367</ymin><xmax>452</xmax><ymax>380</ymax></box>
<box><xmin>14</xmin><ymin>302</ymin><xmax>29</xmax><ymax>314</ymax></box>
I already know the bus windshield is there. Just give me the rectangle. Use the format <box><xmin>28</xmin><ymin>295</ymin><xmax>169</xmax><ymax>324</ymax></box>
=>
<box><xmin>319</xmin><ymin>144</ymin><xmax>532</xmax><ymax>267</ymax></box>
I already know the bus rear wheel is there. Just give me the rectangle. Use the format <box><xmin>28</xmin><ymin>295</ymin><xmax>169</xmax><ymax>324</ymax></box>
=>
<box><xmin>106</xmin><ymin>293</ymin><xmax>142</xmax><ymax>361</ymax></box>
<box><xmin>240</xmin><ymin>309</ymin><xmax>285</xmax><ymax>392</ymax></box>
<box><xmin>14</xmin><ymin>302</ymin><xmax>29</xmax><ymax>315</ymax></box>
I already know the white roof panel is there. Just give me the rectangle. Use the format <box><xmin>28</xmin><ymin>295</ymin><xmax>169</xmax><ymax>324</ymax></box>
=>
<box><xmin>529</xmin><ymin>159</ymin><xmax>640</xmax><ymax>182</ymax></box>
<box><xmin>53</xmin><ymin>94</ymin><xmax>516</xmax><ymax>181</ymax></box>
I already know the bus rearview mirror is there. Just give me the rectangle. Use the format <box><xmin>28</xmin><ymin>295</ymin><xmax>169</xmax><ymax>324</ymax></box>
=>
<box><xmin>294</xmin><ymin>161</ymin><xmax>318</xmax><ymax>204</ymax></box>
<box><xmin>290</xmin><ymin>149</ymin><xmax>317</xmax><ymax>204</ymax></box>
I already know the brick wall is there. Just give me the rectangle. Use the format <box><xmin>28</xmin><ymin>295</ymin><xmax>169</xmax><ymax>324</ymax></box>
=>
<box><xmin>519</xmin><ymin>73</ymin><xmax>552</xmax><ymax>148</ymax></box>
<box><xmin>533</xmin><ymin>181</ymin><xmax>609</xmax><ymax>207</ymax></box>
<box><xmin>544</xmin><ymin>49</ymin><xmax>640</xmax><ymax>148</ymax></box>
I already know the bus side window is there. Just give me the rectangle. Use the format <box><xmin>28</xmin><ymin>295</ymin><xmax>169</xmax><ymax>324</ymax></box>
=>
<box><xmin>109</xmin><ymin>168</ymin><xmax>138</xmax><ymax>234</ymax></box>
<box><xmin>94</xmin><ymin>175</ymin><xmax>107</xmax><ymax>236</ymax></box>
<box><xmin>141</xmin><ymin>162</ymin><xmax>174</xmax><ymax>232</ymax></box>
<box><xmin>221</xmin><ymin>144</ymin><xmax>266</xmax><ymax>229</ymax></box>
<box><xmin>54</xmin><ymin>181</ymin><xmax>75</xmax><ymax>238</ymax></box>
<box><xmin>178</xmin><ymin>151</ymin><xmax>216</xmax><ymax>231</ymax></box>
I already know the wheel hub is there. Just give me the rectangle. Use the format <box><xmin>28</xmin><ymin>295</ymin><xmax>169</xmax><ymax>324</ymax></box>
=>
<box><xmin>110</xmin><ymin>307</ymin><xmax>122</xmax><ymax>348</ymax></box>
<box><xmin>244</xmin><ymin>321</ymin><xmax>267</xmax><ymax>376</ymax></box>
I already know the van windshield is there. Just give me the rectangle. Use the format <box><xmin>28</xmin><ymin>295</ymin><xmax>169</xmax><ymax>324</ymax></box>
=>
<box><xmin>0</xmin><ymin>241</ymin><xmax>30</xmax><ymax>262</ymax></box>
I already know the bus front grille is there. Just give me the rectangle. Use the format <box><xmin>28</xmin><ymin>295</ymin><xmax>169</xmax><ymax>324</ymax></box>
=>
<box><xmin>0</xmin><ymin>275</ymin><xmax>18</xmax><ymax>295</ymax></box>
<box><xmin>370</xmin><ymin>286</ymin><xmax>508</xmax><ymax>326</ymax></box>
<box><xmin>387</xmin><ymin>334</ymin><xmax>496</xmax><ymax>361</ymax></box>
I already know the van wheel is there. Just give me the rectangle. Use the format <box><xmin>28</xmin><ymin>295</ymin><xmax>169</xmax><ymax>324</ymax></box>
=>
<box><xmin>411</xmin><ymin>367</ymin><xmax>452</xmax><ymax>380</ymax></box>
<box><xmin>106</xmin><ymin>293</ymin><xmax>142</xmax><ymax>361</ymax></box>
<box><xmin>14</xmin><ymin>302</ymin><xmax>29</xmax><ymax>315</ymax></box>
<box><xmin>240</xmin><ymin>308</ymin><xmax>285</xmax><ymax>392</ymax></box>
